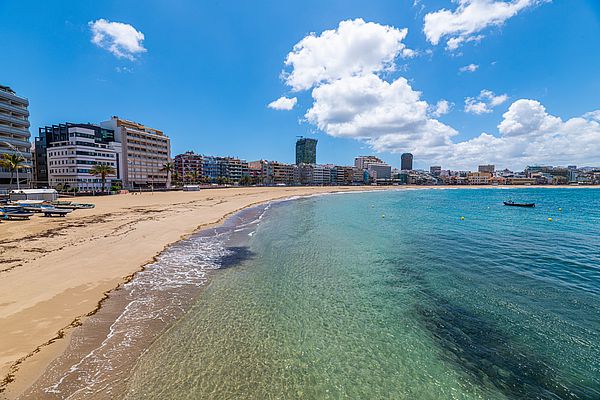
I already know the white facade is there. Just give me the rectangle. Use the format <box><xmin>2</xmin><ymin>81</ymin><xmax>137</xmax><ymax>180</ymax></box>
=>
<box><xmin>101</xmin><ymin>117</ymin><xmax>170</xmax><ymax>189</ymax></box>
<box><xmin>0</xmin><ymin>86</ymin><xmax>32</xmax><ymax>188</ymax></box>
<box><xmin>47</xmin><ymin>126</ymin><xmax>121</xmax><ymax>192</ymax></box>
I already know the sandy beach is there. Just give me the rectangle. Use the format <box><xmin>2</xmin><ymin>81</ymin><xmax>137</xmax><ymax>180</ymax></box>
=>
<box><xmin>0</xmin><ymin>186</ymin><xmax>401</xmax><ymax>399</ymax></box>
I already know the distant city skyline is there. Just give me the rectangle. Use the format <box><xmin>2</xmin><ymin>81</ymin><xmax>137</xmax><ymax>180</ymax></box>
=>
<box><xmin>1</xmin><ymin>1</ymin><xmax>599</xmax><ymax>170</ymax></box>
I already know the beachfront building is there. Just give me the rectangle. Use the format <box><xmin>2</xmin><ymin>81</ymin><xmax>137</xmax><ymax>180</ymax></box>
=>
<box><xmin>355</xmin><ymin>156</ymin><xmax>384</xmax><ymax>170</ymax></box>
<box><xmin>478</xmin><ymin>164</ymin><xmax>495</xmax><ymax>174</ymax></box>
<box><xmin>36</xmin><ymin>123</ymin><xmax>121</xmax><ymax>190</ymax></box>
<box><xmin>248</xmin><ymin>160</ymin><xmax>295</xmax><ymax>185</ymax></box>
<box><xmin>197</xmin><ymin>155</ymin><xmax>249</xmax><ymax>183</ymax></box>
<box><xmin>45</xmin><ymin>124</ymin><xmax>121</xmax><ymax>192</ymax></box>
<box><xmin>0</xmin><ymin>85</ymin><xmax>32</xmax><ymax>189</ymax></box>
<box><xmin>467</xmin><ymin>171</ymin><xmax>492</xmax><ymax>185</ymax></box>
<box><xmin>334</xmin><ymin>166</ymin><xmax>355</xmax><ymax>185</ymax></box>
<box><xmin>221</xmin><ymin>157</ymin><xmax>249</xmax><ymax>183</ymax></box>
<box><xmin>401</xmin><ymin>153</ymin><xmax>413</xmax><ymax>171</ymax></box>
<box><xmin>295</xmin><ymin>137</ymin><xmax>317</xmax><ymax>165</ymax></box>
<box><xmin>312</xmin><ymin>164</ymin><xmax>333</xmax><ymax>185</ymax></box>
<box><xmin>368</xmin><ymin>163</ymin><xmax>392</xmax><ymax>184</ymax></box>
<box><xmin>174</xmin><ymin>151</ymin><xmax>203</xmax><ymax>184</ymax></box>
<box><xmin>101</xmin><ymin>117</ymin><xmax>171</xmax><ymax>189</ymax></box>
<box><xmin>430</xmin><ymin>166</ymin><xmax>442</xmax><ymax>176</ymax></box>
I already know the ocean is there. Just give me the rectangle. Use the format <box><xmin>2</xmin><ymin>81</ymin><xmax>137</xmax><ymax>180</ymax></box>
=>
<box><xmin>33</xmin><ymin>188</ymin><xmax>600</xmax><ymax>399</ymax></box>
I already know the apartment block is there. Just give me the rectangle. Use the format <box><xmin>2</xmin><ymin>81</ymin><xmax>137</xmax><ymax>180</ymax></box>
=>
<box><xmin>0</xmin><ymin>85</ymin><xmax>32</xmax><ymax>188</ymax></box>
<box><xmin>101</xmin><ymin>117</ymin><xmax>170</xmax><ymax>189</ymax></box>
<box><xmin>45</xmin><ymin>124</ymin><xmax>121</xmax><ymax>192</ymax></box>
<box><xmin>174</xmin><ymin>151</ymin><xmax>203</xmax><ymax>181</ymax></box>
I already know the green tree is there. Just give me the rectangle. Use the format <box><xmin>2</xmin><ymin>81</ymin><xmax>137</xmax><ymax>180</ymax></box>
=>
<box><xmin>171</xmin><ymin>171</ymin><xmax>180</xmax><ymax>186</ymax></box>
<box><xmin>89</xmin><ymin>164</ymin><xmax>116</xmax><ymax>193</ymax></box>
<box><xmin>0</xmin><ymin>153</ymin><xmax>29</xmax><ymax>190</ymax></box>
<box><xmin>239</xmin><ymin>175</ymin><xmax>252</xmax><ymax>186</ymax></box>
<box><xmin>160</xmin><ymin>162</ymin><xmax>174</xmax><ymax>188</ymax></box>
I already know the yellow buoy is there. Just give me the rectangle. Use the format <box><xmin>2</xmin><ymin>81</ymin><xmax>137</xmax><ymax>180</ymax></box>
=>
<box><xmin>548</xmin><ymin>217</ymin><xmax>553</xmax><ymax>222</ymax></box>
<box><xmin>460</xmin><ymin>216</ymin><xmax>465</xmax><ymax>220</ymax></box>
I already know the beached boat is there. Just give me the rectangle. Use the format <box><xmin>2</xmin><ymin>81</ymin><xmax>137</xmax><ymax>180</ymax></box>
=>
<box><xmin>52</xmin><ymin>201</ymin><xmax>95</xmax><ymax>209</ymax></box>
<box><xmin>0</xmin><ymin>206</ymin><xmax>34</xmax><ymax>220</ymax></box>
<box><xmin>41</xmin><ymin>207</ymin><xmax>73</xmax><ymax>217</ymax></box>
<box><xmin>503</xmin><ymin>201</ymin><xmax>535</xmax><ymax>208</ymax></box>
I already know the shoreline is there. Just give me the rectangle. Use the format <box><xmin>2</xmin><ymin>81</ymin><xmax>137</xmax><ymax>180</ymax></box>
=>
<box><xmin>0</xmin><ymin>186</ymin><xmax>396</xmax><ymax>399</ymax></box>
<box><xmin>1</xmin><ymin>185</ymin><xmax>596</xmax><ymax>398</ymax></box>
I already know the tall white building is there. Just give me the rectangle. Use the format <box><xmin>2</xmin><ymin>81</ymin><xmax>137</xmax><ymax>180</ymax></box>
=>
<box><xmin>0</xmin><ymin>85</ymin><xmax>32</xmax><ymax>189</ymax></box>
<box><xmin>46</xmin><ymin>125</ymin><xmax>121</xmax><ymax>192</ymax></box>
<box><xmin>101</xmin><ymin>117</ymin><xmax>171</xmax><ymax>189</ymax></box>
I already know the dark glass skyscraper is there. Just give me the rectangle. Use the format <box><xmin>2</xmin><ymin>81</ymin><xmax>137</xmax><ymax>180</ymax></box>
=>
<box><xmin>401</xmin><ymin>153</ymin><xmax>413</xmax><ymax>171</ymax></box>
<box><xmin>295</xmin><ymin>137</ymin><xmax>317</xmax><ymax>165</ymax></box>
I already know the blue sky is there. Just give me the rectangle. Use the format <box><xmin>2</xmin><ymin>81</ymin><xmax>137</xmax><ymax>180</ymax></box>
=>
<box><xmin>1</xmin><ymin>0</ymin><xmax>599</xmax><ymax>170</ymax></box>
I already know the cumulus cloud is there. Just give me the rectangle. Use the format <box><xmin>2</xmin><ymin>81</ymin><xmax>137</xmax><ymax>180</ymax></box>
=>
<box><xmin>464</xmin><ymin>90</ymin><xmax>508</xmax><ymax>114</ymax></box>
<box><xmin>449</xmin><ymin>100</ymin><xmax>600</xmax><ymax>168</ymax></box>
<box><xmin>268</xmin><ymin>96</ymin><xmax>298</xmax><ymax>111</ymax></box>
<box><xmin>459</xmin><ymin>63</ymin><xmax>479</xmax><ymax>73</ymax></box>
<box><xmin>423</xmin><ymin>0</ymin><xmax>547</xmax><ymax>50</ymax></box>
<box><xmin>276</xmin><ymin>19</ymin><xmax>599</xmax><ymax>170</ymax></box>
<box><xmin>89</xmin><ymin>19</ymin><xmax>146</xmax><ymax>60</ymax></box>
<box><xmin>305</xmin><ymin>74</ymin><xmax>458</xmax><ymax>158</ymax></box>
<box><xmin>283</xmin><ymin>18</ymin><xmax>412</xmax><ymax>91</ymax></box>
<box><xmin>431</xmin><ymin>100</ymin><xmax>452</xmax><ymax>117</ymax></box>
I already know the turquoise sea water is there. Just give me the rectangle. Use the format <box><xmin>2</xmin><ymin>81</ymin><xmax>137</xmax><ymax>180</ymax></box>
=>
<box><xmin>124</xmin><ymin>188</ymin><xmax>600</xmax><ymax>399</ymax></box>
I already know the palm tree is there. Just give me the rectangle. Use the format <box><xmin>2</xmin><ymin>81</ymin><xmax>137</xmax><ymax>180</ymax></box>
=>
<box><xmin>171</xmin><ymin>171</ymin><xmax>180</xmax><ymax>186</ymax></box>
<box><xmin>89</xmin><ymin>164</ymin><xmax>116</xmax><ymax>193</ymax></box>
<box><xmin>0</xmin><ymin>153</ymin><xmax>29</xmax><ymax>190</ymax></box>
<box><xmin>160</xmin><ymin>162</ymin><xmax>174</xmax><ymax>188</ymax></box>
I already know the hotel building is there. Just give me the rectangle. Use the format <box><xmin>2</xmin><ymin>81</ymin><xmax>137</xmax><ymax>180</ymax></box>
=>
<box><xmin>0</xmin><ymin>85</ymin><xmax>32</xmax><ymax>189</ymax></box>
<box><xmin>43</xmin><ymin>124</ymin><xmax>121</xmax><ymax>191</ymax></box>
<box><xmin>101</xmin><ymin>117</ymin><xmax>170</xmax><ymax>189</ymax></box>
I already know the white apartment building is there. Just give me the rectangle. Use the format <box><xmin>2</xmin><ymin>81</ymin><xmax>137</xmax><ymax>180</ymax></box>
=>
<box><xmin>0</xmin><ymin>85</ymin><xmax>32</xmax><ymax>188</ymax></box>
<box><xmin>47</xmin><ymin>126</ymin><xmax>121</xmax><ymax>192</ymax></box>
<box><xmin>101</xmin><ymin>117</ymin><xmax>171</xmax><ymax>189</ymax></box>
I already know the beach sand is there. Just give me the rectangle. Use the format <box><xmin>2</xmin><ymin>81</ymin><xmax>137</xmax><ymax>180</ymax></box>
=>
<box><xmin>0</xmin><ymin>186</ymin><xmax>395</xmax><ymax>399</ymax></box>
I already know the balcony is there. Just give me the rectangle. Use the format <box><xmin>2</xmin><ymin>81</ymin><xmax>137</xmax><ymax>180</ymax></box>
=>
<box><xmin>0</xmin><ymin>90</ymin><xmax>29</xmax><ymax>107</ymax></box>
<box><xmin>0</xmin><ymin>135</ymin><xmax>32</xmax><ymax>150</ymax></box>
<box><xmin>0</xmin><ymin>124</ymin><xmax>31</xmax><ymax>140</ymax></box>
<box><xmin>0</xmin><ymin>101</ymin><xmax>29</xmax><ymax>117</ymax></box>
<box><xmin>0</xmin><ymin>114</ymin><xmax>30</xmax><ymax>128</ymax></box>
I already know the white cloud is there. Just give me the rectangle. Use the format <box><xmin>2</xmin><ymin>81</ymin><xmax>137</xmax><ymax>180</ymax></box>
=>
<box><xmin>465</xmin><ymin>89</ymin><xmax>508</xmax><ymax>114</ymax></box>
<box><xmin>268</xmin><ymin>96</ymin><xmax>298</xmax><ymax>111</ymax></box>
<box><xmin>424</xmin><ymin>0</ymin><xmax>547</xmax><ymax>50</ymax></box>
<box><xmin>459</xmin><ymin>63</ymin><xmax>479</xmax><ymax>73</ymax></box>
<box><xmin>276</xmin><ymin>19</ymin><xmax>600</xmax><ymax>170</ymax></box>
<box><xmin>89</xmin><ymin>19</ymin><xmax>146</xmax><ymax>60</ymax></box>
<box><xmin>450</xmin><ymin>100</ymin><xmax>600</xmax><ymax>169</ymax></box>
<box><xmin>431</xmin><ymin>100</ymin><xmax>453</xmax><ymax>117</ymax></box>
<box><xmin>305</xmin><ymin>74</ymin><xmax>458</xmax><ymax>158</ymax></box>
<box><xmin>283</xmin><ymin>18</ymin><xmax>412</xmax><ymax>91</ymax></box>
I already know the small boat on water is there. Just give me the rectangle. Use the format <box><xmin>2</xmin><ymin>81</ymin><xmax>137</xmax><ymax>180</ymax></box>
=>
<box><xmin>504</xmin><ymin>201</ymin><xmax>535</xmax><ymax>208</ymax></box>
